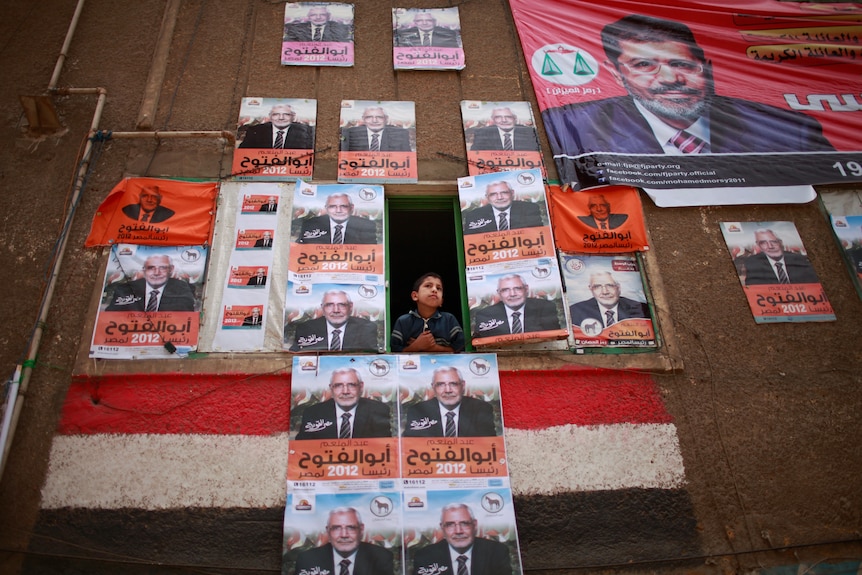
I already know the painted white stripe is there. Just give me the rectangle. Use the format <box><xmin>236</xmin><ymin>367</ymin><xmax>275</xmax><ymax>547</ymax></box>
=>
<box><xmin>41</xmin><ymin>423</ymin><xmax>684</xmax><ymax>509</ymax></box>
<box><xmin>41</xmin><ymin>433</ymin><xmax>290</xmax><ymax>510</ymax></box>
<box><xmin>505</xmin><ymin>423</ymin><xmax>686</xmax><ymax>495</ymax></box>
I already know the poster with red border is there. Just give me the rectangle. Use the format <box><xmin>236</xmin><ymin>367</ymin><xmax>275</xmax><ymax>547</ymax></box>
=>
<box><xmin>233</xmin><ymin>97</ymin><xmax>316</xmax><ymax>181</ymax></box>
<box><xmin>720</xmin><ymin>221</ymin><xmax>835</xmax><ymax>323</ymax></box>
<box><xmin>509</xmin><ymin>0</ymin><xmax>862</xmax><ymax>195</ymax></box>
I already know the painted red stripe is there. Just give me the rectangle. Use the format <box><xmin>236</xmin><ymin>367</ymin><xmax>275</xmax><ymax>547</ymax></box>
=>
<box><xmin>58</xmin><ymin>368</ymin><xmax>670</xmax><ymax>436</ymax></box>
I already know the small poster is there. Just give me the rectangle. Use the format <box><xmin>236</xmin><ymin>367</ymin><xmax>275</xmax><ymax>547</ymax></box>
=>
<box><xmin>458</xmin><ymin>169</ymin><xmax>553</xmax><ymax>267</ymax></box>
<box><xmin>720</xmin><ymin>221</ymin><xmax>835</xmax><ymax>323</ymax></box>
<box><xmin>282</xmin><ymin>2</ymin><xmax>354</xmax><ymax>67</ymax></box>
<box><xmin>830</xmin><ymin>215</ymin><xmax>862</xmax><ymax>297</ymax></box>
<box><xmin>393</xmin><ymin>7</ymin><xmax>464</xmax><ymax>70</ymax></box>
<box><xmin>90</xmin><ymin>244</ymin><xmax>207</xmax><ymax>359</ymax></box>
<box><xmin>338</xmin><ymin>100</ymin><xmax>417</xmax><ymax>183</ymax></box>
<box><xmin>466</xmin><ymin>261</ymin><xmax>568</xmax><ymax>348</ymax></box>
<box><xmin>460</xmin><ymin>101</ymin><xmax>543</xmax><ymax>177</ymax></box>
<box><xmin>561</xmin><ymin>253</ymin><xmax>656</xmax><ymax>348</ymax></box>
<box><xmin>233</xmin><ymin>97</ymin><xmax>316</xmax><ymax>180</ymax></box>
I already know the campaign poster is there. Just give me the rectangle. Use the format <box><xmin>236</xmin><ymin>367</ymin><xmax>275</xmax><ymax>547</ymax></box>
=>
<box><xmin>282</xmin><ymin>490</ymin><xmax>402</xmax><ymax>575</ymax></box>
<box><xmin>830</xmin><ymin>215</ymin><xmax>862</xmax><ymax>297</ymax></box>
<box><xmin>393</xmin><ymin>7</ymin><xmax>465</xmax><ymax>70</ymax></box>
<box><xmin>288</xmin><ymin>355</ymin><xmax>399</xmax><ymax>480</ymax></box>
<box><xmin>509</xmin><ymin>0</ymin><xmax>862</xmax><ymax>198</ymax></box>
<box><xmin>338</xmin><ymin>100</ymin><xmax>418</xmax><ymax>184</ymax></box>
<box><xmin>397</xmin><ymin>354</ymin><xmax>507</xmax><ymax>480</ymax></box>
<box><xmin>460</xmin><ymin>101</ymin><xmax>544</xmax><ymax>177</ymax></box>
<box><xmin>720</xmin><ymin>221</ymin><xmax>835</xmax><ymax>323</ymax></box>
<box><xmin>547</xmin><ymin>185</ymin><xmax>649</xmax><ymax>253</ymax></box>
<box><xmin>90</xmin><ymin>244</ymin><xmax>207</xmax><ymax>359</ymax></box>
<box><xmin>403</xmin><ymin>487</ymin><xmax>523</xmax><ymax>575</ymax></box>
<box><xmin>282</xmin><ymin>2</ymin><xmax>354</xmax><ymax>67</ymax></box>
<box><xmin>466</xmin><ymin>260</ymin><xmax>568</xmax><ymax>348</ymax></box>
<box><xmin>290</xmin><ymin>180</ymin><xmax>384</xmax><ymax>275</ymax></box>
<box><xmin>459</xmin><ymin>169</ymin><xmax>554</xmax><ymax>267</ymax></box>
<box><xmin>84</xmin><ymin>177</ymin><xmax>217</xmax><ymax>247</ymax></box>
<box><xmin>232</xmin><ymin>97</ymin><xmax>316</xmax><ymax>180</ymax></box>
<box><xmin>284</xmin><ymin>281</ymin><xmax>385</xmax><ymax>353</ymax></box>
<box><xmin>561</xmin><ymin>253</ymin><xmax>656</xmax><ymax>348</ymax></box>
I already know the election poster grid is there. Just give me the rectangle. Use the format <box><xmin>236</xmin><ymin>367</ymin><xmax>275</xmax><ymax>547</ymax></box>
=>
<box><xmin>233</xmin><ymin>97</ymin><xmax>316</xmax><ymax>181</ymax></box>
<box><xmin>91</xmin><ymin>244</ymin><xmax>208</xmax><ymax>359</ymax></box>
<box><xmin>561</xmin><ymin>253</ymin><xmax>656</xmax><ymax>348</ymax></box>
<box><xmin>508</xmin><ymin>0</ymin><xmax>862</xmax><ymax>200</ymax></box>
<box><xmin>458</xmin><ymin>169</ymin><xmax>568</xmax><ymax>347</ymax></box>
<box><xmin>282</xmin><ymin>2</ymin><xmax>354</xmax><ymax>67</ymax></box>
<box><xmin>284</xmin><ymin>354</ymin><xmax>523</xmax><ymax>575</ymax></box>
<box><xmin>392</xmin><ymin>7</ymin><xmax>465</xmax><ymax>71</ymax></box>
<box><xmin>460</xmin><ymin>100</ymin><xmax>544</xmax><ymax>178</ymax></box>
<box><xmin>720</xmin><ymin>221</ymin><xmax>835</xmax><ymax>323</ymax></box>
<box><xmin>284</xmin><ymin>181</ymin><xmax>386</xmax><ymax>353</ymax></box>
<box><xmin>338</xmin><ymin>100</ymin><xmax>418</xmax><ymax>184</ymax></box>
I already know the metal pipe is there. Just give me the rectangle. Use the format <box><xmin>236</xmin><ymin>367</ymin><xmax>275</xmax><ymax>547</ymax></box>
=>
<box><xmin>99</xmin><ymin>130</ymin><xmax>236</xmax><ymax>143</ymax></box>
<box><xmin>47</xmin><ymin>0</ymin><xmax>87</xmax><ymax>91</ymax></box>
<box><xmin>0</xmin><ymin>91</ymin><xmax>106</xmax><ymax>479</ymax></box>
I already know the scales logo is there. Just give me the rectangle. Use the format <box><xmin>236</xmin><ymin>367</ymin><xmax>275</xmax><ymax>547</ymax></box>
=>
<box><xmin>531</xmin><ymin>44</ymin><xmax>599</xmax><ymax>87</ymax></box>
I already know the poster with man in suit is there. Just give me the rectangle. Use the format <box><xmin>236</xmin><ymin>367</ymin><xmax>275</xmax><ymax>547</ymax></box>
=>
<box><xmin>561</xmin><ymin>253</ymin><xmax>656</xmax><ymax>348</ymax></box>
<box><xmin>392</xmin><ymin>7</ymin><xmax>464</xmax><ymax>70</ymax></box>
<box><xmin>720</xmin><ymin>221</ymin><xmax>834</xmax><ymax>323</ymax></box>
<box><xmin>282</xmin><ymin>2</ymin><xmax>354</xmax><ymax>66</ymax></box>
<box><xmin>233</xmin><ymin>97</ymin><xmax>316</xmax><ymax>180</ymax></box>
<box><xmin>461</xmin><ymin>101</ymin><xmax>544</xmax><ymax>177</ymax></box>
<box><xmin>338</xmin><ymin>100</ymin><xmax>417</xmax><ymax>183</ymax></box>
<box><xmin>91</xmin><ymin>245</ymin><xmax>207</xmax><ymax>359</ymax></box>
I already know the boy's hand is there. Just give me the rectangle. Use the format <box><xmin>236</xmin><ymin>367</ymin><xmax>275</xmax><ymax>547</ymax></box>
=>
<box><xmin>409</xmin><ymin>330</ymin><xmax>437</xmax><ymax>350</ymax></box>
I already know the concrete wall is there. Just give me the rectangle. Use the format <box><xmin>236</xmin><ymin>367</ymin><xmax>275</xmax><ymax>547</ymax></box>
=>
<box><xmin>0</xmin><ymin>0</ymin><xmax>860</xmax><ymax>574</ymax></box>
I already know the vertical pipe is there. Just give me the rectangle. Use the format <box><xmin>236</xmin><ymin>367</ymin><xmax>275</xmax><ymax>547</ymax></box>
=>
<box><xmin>47</xmin><ymin>0</ymin><xmax>87</xmax><ymax>91</ymax></box>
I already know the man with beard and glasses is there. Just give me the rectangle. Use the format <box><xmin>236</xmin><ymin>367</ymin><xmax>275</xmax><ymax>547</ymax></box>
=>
<box><xmin>543</xmin><ymin>15</ymin><xmax>834</xmax><ymax>159</ymax></box>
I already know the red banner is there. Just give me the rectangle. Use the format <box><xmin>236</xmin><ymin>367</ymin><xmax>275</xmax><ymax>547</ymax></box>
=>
<box><xmin>85</xmin><ymin>178</ymin><xmax>217</xmax><ymax>247</ymax></box>
<box><xmin>548</xmin><ymin>185</ymin><xmax>649</xmax><ymax>252</ymax></box>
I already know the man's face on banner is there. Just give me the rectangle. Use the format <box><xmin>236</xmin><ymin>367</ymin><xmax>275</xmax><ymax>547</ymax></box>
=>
<box><xmin>321</xmin><ymin>292</ymin><xmax>352</xmax><ymax>327</ymax></box>
<box><xmin>590</xmin><ymin>272</ymin><xmax>622</xmax><ymax>309</ymax></box>
<box><xmin>362</xmin><ymin>108</ymin><xmax>387</xmax><ymax>131</ymax></box>
<box><xmin>269</xmin><ymin>106</ymin><xmax>295</xmax><ymax>129</ymax></box>
<box><xmin>587</xmin><ymin>195</ymin><xmax>611</xmax><ymax>221</ymax></box>
<box><xmin>485</xmin><ymin>183</ymin><xmax>514</xmax><ymax>210</ymax></box>
<box><xmin>497</xmin><ymin>276</ymin><xmax>527</xmax><ymax>309</ymax></box>
<box><xmin>491</xmin><ymin>109</ymin><xmax>517</xmax><ymax>130</ymax></box>
<box><xmin>432</xmin><ymin>368</ymin><xmax>465</xmax><ymax>409</ymax></box>
<box><xmin>139</xmin><ymin>188</ymin><xmax>162</xmax><ymax>213</ymax></box>
<box><xmin>307</xmin><ymin>7</ymin><xmax>331</xmax><ymax>25</ymax></box>
<box><xmin>414</xmin><ymin>13</ymin><xmax>436</xmax><ymax>32</ymax></box>
<box><xmin>755</xmin><ymin>231</ymin><xmax>784</xmax><ymax>260</ymax></box>
<box><xmin>609</xmin><ymin>40</ymin><xmax>709</xmax><ymax>129</ymax></box>
<box><xmin>327</xmin><ymin>510</ymin><xmax>363</xmax><ymax>555</ymax></box>
<box><xmin>325</xmin><ymin>194</ymin><xmax>354</xmax><ymax>223</ymax></box>
<box><xmin>143</xmin><ymin>255</ymin><xmax>172</xmax><ymax>289</ymax></box>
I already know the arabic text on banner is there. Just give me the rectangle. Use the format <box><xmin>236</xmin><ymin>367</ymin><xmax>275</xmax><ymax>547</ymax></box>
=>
<box><xmin>90</xmin><ymin>244</ymin><xmax>207</xmax><ymax>359</ymax></box>
<box><xmin>232</xmin><ymin>97</ymin><xmax>316</xmax><ymax>180</ymax></box>
<box><xmin>85</xmin><ymin>177</ymin><xmax>217</xmax><ymax>247</ymax></box>
<box><xmin>561</xmin><ymin>253</ymin><xmax>656</xmax><ymax>348</ymax></box>
<box><xmin>508</xmin><ymin>0</ymin><xmax>862</xmax><ymax>196</ymax></box>
<box><xmin>720</xmin><ymin>221</ymin><xmax>835</xmax><ymax>323</ymax></box>
<box><xmin>548</xmin><ymin>184</ymin><xmax>649</xmax><ymax>252</ymax></box>
<box><xmin>461</xmin><ymin>100</ymin><xmax>545</xmax><ymax>177</ymax></box>
<box><xmin>282</xmin><ymin>2</ymin><xmax>354</xmax><ymax>67</ymax></box>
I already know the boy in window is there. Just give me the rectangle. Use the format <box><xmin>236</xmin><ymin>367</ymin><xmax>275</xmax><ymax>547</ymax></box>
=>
<box><xmin>391</xmin><ymin>272</ymin><xmax>464</xmax><ymax>353</ymax></box>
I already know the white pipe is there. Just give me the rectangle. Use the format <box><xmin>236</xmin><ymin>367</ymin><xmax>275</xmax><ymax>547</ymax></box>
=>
<box><xmin>48</xmin><ymin>0</ymin><xmax>87</xmax><ymax>91</ymax></box>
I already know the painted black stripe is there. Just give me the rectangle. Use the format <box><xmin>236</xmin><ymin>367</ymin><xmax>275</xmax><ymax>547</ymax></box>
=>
<box><xmin>27</xmin><ymin>489</ymin><xmax>699</xmax><ymax>573</ymax></box>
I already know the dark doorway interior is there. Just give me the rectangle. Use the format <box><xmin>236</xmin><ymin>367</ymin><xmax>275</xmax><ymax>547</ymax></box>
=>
<box><xmin>387</xmin><ymin>200</ymin><xmax>464</xmax><ymax>332</ymax></box>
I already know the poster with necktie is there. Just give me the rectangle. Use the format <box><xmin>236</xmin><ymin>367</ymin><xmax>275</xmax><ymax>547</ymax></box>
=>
<box><xmin>460</xmin><ymin>101</ymin><xmax>544</xmax><ymax>177</ymax></box>
<box><xmin>560</xmin><ymin>253</ymin><xmax>656</xmax><ymax>348</ymax></box>
<box><xmin>282</xmin><ymin>354</ymin><xmax>524</xmax><ymax>575</ymax></box>
<box><xmin>338</xmin><ymin>100</ymin><xmax>418</xmax><ymax>183</ymax></box>
<box><xmin>210</xmin><ymin>182</ymin><xmax>286</xmax><ymax>352</ymax></box>
<box><xmin>546</xmin><ymin>184</ymin><xmax>650</xmax><ymax>253</ymax></box>
<box><xmin>285</xmin><ymin>180</ymin><xmax>386</xmax><ymax>352</ymax></box>
<box><xmin>392</xmin><ymin>7</ymin><xmax>465</xmax><ymax>70</ymax></box>
<box><xmin>84</xmin><ymin>177</ymin><xmax>218</xmax><ymax>247</ymax></box>
<box><xmin>90</xmin><ymin>244</ymin><xmax>208</xmax><ymax>359</ymax></box>
<box><xmin>232</xmin><ymin>97</ymin><xmax>316</xmax><ymax>181</ymax></box>
<box><xmin>720</xmin><ymin>221</ymin><xmax>835</xmax><ymax>323</ymax></box>
<box><xmin>508</xmin><ymin>0</ymin><xmax>862</xmax><ymax>203</ymax></box>
<box><xmin>281</xmin><ymin>2</ymin><xmax>354</xmax><ymax>66</ymax></box>
<box><xmin>820</xmin><ymin>188</ymin><xmax>862</xmax><ymax>300</ymax></box>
